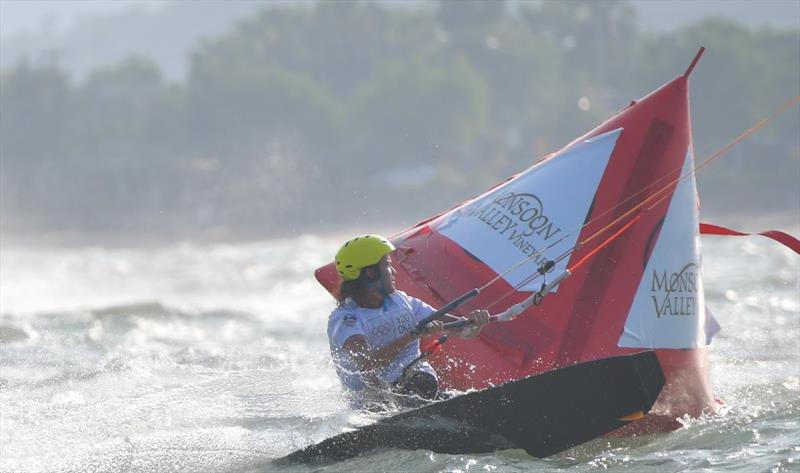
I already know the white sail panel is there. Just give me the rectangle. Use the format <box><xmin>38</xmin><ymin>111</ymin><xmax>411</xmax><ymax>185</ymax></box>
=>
<box><xmin>436</xmin><ymin>129</ymin><xmax>621</xmax><ymax>292</ymax></box>
<box><xmin>618</xmin><ymin>149</ymin><xmax>711</xmax><ymax>348</ymax></box>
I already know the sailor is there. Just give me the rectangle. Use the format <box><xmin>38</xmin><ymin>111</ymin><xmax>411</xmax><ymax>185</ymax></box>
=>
<box><xmin>327</xmin><ymin>234</ymin><xmax>490</xmax><ymax>407</ymax></box>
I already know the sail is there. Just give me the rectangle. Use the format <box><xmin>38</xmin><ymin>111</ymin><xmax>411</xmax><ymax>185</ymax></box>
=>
<box><xmin>315</xmin><ymin>72</ymin><xmax>717</xmax><ymax>422</ymax></box>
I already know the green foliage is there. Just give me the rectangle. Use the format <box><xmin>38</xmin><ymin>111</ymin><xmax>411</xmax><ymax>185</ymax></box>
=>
<box><xmin>187</xmin><ymin>62</ymin><xmax>343</xmax><ymax>154</ymax></box>
<box><xmin>0</xmin><ymin>1</ymin><xmax>797</xmax><ymax>241</ymax></box>
<box><xmin>1</xmin><ymin>60</ymin><xmax>73</xmax><ymax>161</ymax></box>
<box><xmin>74</xmin><ymin>56</ymin><xmax>166</xmax><ymax>158</ymax></box>
<box><xmin>351</xmin><ymin>56</ymin><xmax>488</xmax><ymax>164</ymax></box>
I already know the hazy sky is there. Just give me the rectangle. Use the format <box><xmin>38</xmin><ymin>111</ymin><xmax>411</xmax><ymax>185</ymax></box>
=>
<box><xmin>0</xmin><ymin>0</ymin><xmax>166</xmax><ymax>38</ymax></box>
<box><xmin>1</xmin><ymin>0</ymin><xmax>798</xmax><ymax>40</ymax></box>
<box><xmin>629</xmin><ymin>0</ymin><xmax>799</xmax><ymax>31</ymax></box>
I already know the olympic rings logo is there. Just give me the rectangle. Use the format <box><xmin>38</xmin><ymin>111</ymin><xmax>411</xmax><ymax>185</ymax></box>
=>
<box><xmin>370</xmin><ymin>321</ymin><xmax>394</xmax><ymax>338</ymax></box>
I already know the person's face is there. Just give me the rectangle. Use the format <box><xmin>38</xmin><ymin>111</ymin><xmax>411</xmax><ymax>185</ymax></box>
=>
<box><xmin>378</xmin><ymin>255</ymin><xmax>396</xmax><ymax>293</ymax></box>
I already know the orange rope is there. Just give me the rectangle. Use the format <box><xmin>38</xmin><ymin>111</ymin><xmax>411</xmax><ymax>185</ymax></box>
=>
<box><xmin>568</xmin><ymin>214</ymin><xmax>642</xmax><ymax>273</ymax></box>
<box><xmin>579</xmin><ymin>95</ymin><xmax>800</xmax><ymax>248</ymax></box>
<box><xmin>482</xmin><ymin>95</ymin><xmax>799</xmax><ymax>310</ymax></box>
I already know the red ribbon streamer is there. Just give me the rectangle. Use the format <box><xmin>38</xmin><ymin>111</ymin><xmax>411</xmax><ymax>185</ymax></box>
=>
<box><xmin>700</xmin><ymin>223</ymin><xmax>800</xmax><ymax>255</ymax></box>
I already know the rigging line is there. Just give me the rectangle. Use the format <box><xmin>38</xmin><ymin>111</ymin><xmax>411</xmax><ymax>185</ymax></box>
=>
<box><xmin>546</xmin><ymin>94</ymin><xmax>798</xmax><ymax>295</ymax></box>
<box><xmin>485</xmin><ymin>244</ymin><xmax>578</xmax><ymax>311</ymax></box>
<box><xmin>578</xmin><ymin>94</ymin><xmax>800</xmax><ymax>249</ymax></box>
<box><xmin>483</xmin><ymin>95</ymin><xmax>794</xmax><ymax>295</ymax></box>
<box><xmin>475</xmin><ymin>231</ymin><xmax>571</xmax><ymax>291</ymax></box>
<box><xmin>437</xmin><ymin>95</ymin><xmax>799</xmax><ymax>314</ymax></box>
<box><xmin>691</xmin><ymin>95</ymin><xmax>799</xmax><ymax>174</ymax></box>
<box><xmin>567</xmin><ymin>214</ymin><xmax>643</xmax><ymax>274</ymax></box>
<box><xmin>489</xmin><ymin>120</ymin><xmax>774</xmax><ymax>311</ymax></box>
<box><xmin>565</xmin><ymin>94</ymin><xmax>800</xmax><ymax>251</ymax></box>
<box><xmin>482</xmin><ymin>96</ymin><xmax>798</xmax><ymax>311</ymax></box>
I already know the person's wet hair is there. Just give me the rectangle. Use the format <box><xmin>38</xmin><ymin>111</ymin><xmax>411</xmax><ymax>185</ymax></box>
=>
<box><xmin>336</xmin><ymin>263</ymin><xmax>379</xmax><ymax>304</ymax></box>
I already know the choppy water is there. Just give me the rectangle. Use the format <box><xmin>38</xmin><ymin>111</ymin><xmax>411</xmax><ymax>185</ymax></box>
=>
<box><xmin>1</xmin><ymin>235</ymin><xmax>798</xmax><ymax>473</ymax></box>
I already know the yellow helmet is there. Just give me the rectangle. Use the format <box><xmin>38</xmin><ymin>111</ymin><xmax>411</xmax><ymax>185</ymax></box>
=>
<box><xmin>335</xmin><ymin>234</ymin><xmax>396</xmax><ymax>281</ymax></box>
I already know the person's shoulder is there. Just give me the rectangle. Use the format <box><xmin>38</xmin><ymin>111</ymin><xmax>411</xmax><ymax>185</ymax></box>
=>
<box><xmin>328</xmin><ymin>306</ymin><xmax>364</xmax><ymax>339</ymax></box>
<box><xmin>387</xmin><ymin>290</ymin><xmax>413</xmax><ymax>307</ymax></box>
<box><xmin>329</xmin><ymin>301</ymin><xmax>362</xmax><ymax>324</ymax></box>
<box><xmin>392</xmin><ymin>290</ymin><xmax>435</xmax><ymax>315</ymax></box>
<box><xmin>392</xmin><ymin>290</ymin><xmax>426</xmax><ymax>305</ymax></box>
<box><xmin>330</xmin><ymin>300</ymin><xmax>356</xmax><ymax>318</ymax></box>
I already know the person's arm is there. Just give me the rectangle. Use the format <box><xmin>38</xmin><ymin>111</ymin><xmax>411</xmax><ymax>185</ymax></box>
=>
<box><xmin>342</xmin><ymin>321</ymin><xmax>444</xmax><ymax>374</ymax></box>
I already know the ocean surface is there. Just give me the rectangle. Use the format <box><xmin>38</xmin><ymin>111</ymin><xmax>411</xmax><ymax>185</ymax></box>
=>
<box><xmin>1</xmin><ymin>235</ymin><xmax>798</xmax><ymax>473</ymax></box>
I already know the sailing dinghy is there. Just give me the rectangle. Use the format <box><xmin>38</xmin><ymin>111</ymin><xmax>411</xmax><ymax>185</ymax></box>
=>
<box><xmin>306</xmin><ymin>48</ymin><xmax>799</xmax><ymax>459</ymax></box>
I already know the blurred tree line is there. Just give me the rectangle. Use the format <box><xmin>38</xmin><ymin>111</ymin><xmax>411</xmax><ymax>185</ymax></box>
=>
<box><xmin>1</xmin><ymin>0</ymin><xmax>798</xmax><ymax>243</ymax></box>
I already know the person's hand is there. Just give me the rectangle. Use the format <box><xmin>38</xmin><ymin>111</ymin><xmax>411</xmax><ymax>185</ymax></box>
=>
<box><xmin>458</xmin><ymin>309</ymin><xmax>490</xmax><ymax>339</ymax></box>
<box><xmin>416</xmin><ymin>320</ymin><xmax>444</xmax><ymax>338</ymax></box>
